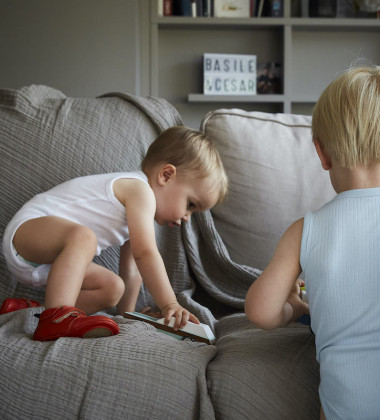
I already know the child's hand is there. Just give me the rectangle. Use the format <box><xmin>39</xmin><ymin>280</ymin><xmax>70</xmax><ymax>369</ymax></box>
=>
<box><xmin>160</xmin><ymin>302</ymin><xmax>200</xmax><ymax>330</ymax></box>
<box><xmin>287</xmin><ymin>279</ymin><xmax>309</xmax><ymax>323</ymax></box>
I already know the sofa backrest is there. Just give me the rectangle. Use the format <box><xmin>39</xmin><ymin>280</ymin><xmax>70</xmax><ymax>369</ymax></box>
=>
<box><xmin>201</xmin><ymin>109</ymin><xmax>336</xmax><ymax>271</ymax></box>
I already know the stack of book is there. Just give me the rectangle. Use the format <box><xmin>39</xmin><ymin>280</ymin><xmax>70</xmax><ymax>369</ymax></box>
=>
<box><xmin>158</xmin><ymin>0</ymin><xmax>211</xmax><ymax>16</ymax></box>
<box><xmin>158</xmin><ymin>0</ymin><xmax>284</xmax><ymax>18</ymax></box>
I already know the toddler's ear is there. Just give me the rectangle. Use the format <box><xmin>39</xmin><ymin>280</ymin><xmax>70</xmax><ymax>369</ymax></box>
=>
<box><xmin>314</xmin><ymin>138</ymin><xmax>332</xmax><ymax>171</ymax></box>
<box><xmin>158</xmin><ymin>164</ymin><xmax>176</xmax><ymax>184</ymax></box>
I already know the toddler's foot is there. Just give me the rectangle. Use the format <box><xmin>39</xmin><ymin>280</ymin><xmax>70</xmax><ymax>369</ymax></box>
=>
<box><xmin>33</xmin><ymin>306</ymin><xmax>119</xmax><ymax>341</ymax></box>
<box><xmin>0</xmin><ymin>297</ymin><xmax>40</xmax><ymax>315</ymax></box>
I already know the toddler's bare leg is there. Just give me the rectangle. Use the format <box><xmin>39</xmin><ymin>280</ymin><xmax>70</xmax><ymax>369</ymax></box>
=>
<box><xmin>14</xmin><ymin>217</ymin><xmax>121</xmax><ymax>340</ymax></box>
<box><xmin>76</xmin><ymin>262</ymin><xmax>125</xmax><ymax>314</ymax></box>
<box><xmin>13</xmin><ymin>216</ymin><xmax>98</xmax><ymax>309</ymax></box>
<box><xmin>320</xmin><ymin>406</ymin><xmax>326</xmax><ymax>420</ymax></box>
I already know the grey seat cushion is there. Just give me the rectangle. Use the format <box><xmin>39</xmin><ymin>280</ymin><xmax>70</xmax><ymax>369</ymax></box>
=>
<box><xmin>207</xmin><ymin>314</ymin><xmax>320</xmax><ymax>420</ymax></box>
<box><xmin>0</xmin><ymin>307</ymin><xmax>216</xmax><ymax>419</ymax></box>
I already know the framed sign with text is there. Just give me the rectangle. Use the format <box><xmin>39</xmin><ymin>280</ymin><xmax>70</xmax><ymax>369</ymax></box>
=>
<box><xmin>203</xmin><ymin>53</ymin><xmax>257</xmax><ymax>95</ymax></box>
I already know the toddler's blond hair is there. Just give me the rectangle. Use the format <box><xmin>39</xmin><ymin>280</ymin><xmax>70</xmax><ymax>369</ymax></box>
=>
<box><xmin>312</xmin><ymin>65</ymin><xmax>380</xmax><ymax>169</ymax></box>
<box><xmin>141</xmin><ymin>126</ymin><xmax>228</xmax><ymax>202</ymax></box>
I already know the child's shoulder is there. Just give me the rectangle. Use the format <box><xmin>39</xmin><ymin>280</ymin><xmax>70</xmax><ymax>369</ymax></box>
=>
<box><xmin>111</xmin><ymin>171</ymin><xmax>149</xmax><ymax>189</ymax></box>
<box><xmin>113</xmin><ymin>172</ymin><xmax>153</xmax><ymax>208</ymax></box>
<box><xmin>52</xmin><ymin>171</ymin><xmax>147</xmax><ymax>190</ymax></box>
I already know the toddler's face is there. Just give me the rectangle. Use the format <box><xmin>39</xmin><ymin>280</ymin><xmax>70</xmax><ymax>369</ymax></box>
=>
<box><xmin>154</xmin><ymin>174</ymin><xmax>219</xmax><ymax>228</ymax></box>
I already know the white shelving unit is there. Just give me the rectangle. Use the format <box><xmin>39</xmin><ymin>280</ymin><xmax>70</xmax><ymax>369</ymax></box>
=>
<box><xmin>148</xmin><ymin>0</ymin><xmax>380</xmax><ymax>127</ymax></box>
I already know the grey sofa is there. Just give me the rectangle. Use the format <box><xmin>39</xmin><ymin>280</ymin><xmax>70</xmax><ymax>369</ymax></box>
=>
<box><xmin>0</xmin><ymin>85</ymin><xmax>335</xmax><ymax>419</ymax></box>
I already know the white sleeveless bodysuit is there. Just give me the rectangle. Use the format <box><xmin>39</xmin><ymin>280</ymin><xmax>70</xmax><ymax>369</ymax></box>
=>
<box><xmin>2</xmin><ymin>171</ymin><xmax>149</xmax><ymax>286</ymax></box>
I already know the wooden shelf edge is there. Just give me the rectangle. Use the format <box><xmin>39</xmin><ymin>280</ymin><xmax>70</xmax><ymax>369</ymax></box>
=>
<box><xmin>153</xmin><ymin>16</ymin><xmax>380</xmax><ymax>29</ymax></box>
<box><xmin>188</xmin><ymin>93</ymin><xmax>285</xmax><ymax>103</ymax></box>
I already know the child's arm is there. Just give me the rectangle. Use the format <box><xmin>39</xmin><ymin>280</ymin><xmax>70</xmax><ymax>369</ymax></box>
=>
<box><xmin>117</xmin><ymin>179</ymin><xmax>199</xmax><ymax>330</ymax></box>
<box><xmin>245</xmin><ymin>218</ymin><xmax>309</xmax><ymax>330</ymax></box>
<box><xmin>117</xmin><ymin>241</ymin><xmax>143</xmax><ymax>314</ymax></box>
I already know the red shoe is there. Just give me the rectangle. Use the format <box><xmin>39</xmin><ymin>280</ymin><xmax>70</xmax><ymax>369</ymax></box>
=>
<box><xmin>33</xmin><ymin>306</ymin><xmax>119</xmax><ymax>341</ymax></box>
<box><xmin>0</xmin><ymin>297</ymin><xmax>40</xmax><ymax>315</ymax></box>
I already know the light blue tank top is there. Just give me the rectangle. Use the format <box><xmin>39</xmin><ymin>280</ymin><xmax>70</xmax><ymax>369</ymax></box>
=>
<box><xmin>300</xmin><ymin>188</ymin><xmax>380</xmax><ymax>420</ymax></box>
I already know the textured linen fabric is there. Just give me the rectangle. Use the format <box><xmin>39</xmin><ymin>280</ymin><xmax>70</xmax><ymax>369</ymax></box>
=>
<box><xmin>0</xmin><ymin>307</ymin><xmax>216</xmax><ymax>420</ymax></box>
<box><xmin>301</xmin><ymin>189</ymin><xmax>380</xmax><ymax>419</ymax></box>
<box><xmin>0</xmin><ymin>85</ymin><xmax>217</xmax><ymax>420</ymax></box>
<box><xmin>207</xmin><ymin>314</ymin><xmax>320</xmax><ymax>420</ymax></box>
<box><xmin>201</xmin><ymin>109</ymin><xmax>336</xmax><ymax>271</ymax></box>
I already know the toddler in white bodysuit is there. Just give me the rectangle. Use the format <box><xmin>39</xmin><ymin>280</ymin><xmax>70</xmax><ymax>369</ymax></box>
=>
<box><xmin>1</xmin><ymin>126</ymin><xmax>228</xmax><ymax>341</ymax></box>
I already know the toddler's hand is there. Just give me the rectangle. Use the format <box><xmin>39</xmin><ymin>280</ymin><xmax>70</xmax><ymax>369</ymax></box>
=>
<box><xmin>287</xmin><ymin>279</ymin><xmax>309</xmax><ymax>323</ymax></box>
<box><xmin>160</xmin><ymin>302</ymin><xmax>200</xmax><ymax>330</ymax></box>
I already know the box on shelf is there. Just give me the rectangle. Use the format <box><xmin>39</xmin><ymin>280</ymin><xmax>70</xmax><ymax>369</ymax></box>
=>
<box><xmin>203</xmin><ymin>53</ymin><xmax>257</xmax><ymax>95</ymax></box>
<box><xmin>257</xmin><ymin>62</ymin><xmax>282</xmax><ymax>94</ymax></box>
<box><xmin>214</xmin><ymin>0</ymin><xmax>251</xmax><ymax>17</ymax></box>
<box><xmin>309</xmin><ymin>0</ymin><xmax>337</xmax><ymax>17</ymax></box>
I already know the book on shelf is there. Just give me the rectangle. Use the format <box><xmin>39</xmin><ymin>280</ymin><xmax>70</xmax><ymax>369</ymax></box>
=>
<box><xmin>173</xmin><ymin>0</ymin><xmax>192</xmax><ymax>16</ymax></box>
<box><xmin>205</xmin><ymin>0</ymin><xmax>213</xmax><ymax>16</ymax></box>
<box><xmin>164</xmin><ymin>0</ymin><xmax>213</xmax><ymax>17</ymax></box>
<box><xmin>336</xmin><ymin>0</ymin><xmax>356</xmax><ymax>17</ymax></box>
<box><xmin>195</xmin><ymin>0</ymin><xmax>213</xmax><ymax>17</ymax></box>
<box><xmin>270</xmin><ymin>0</ymin><xmax>283</xmax><ymax>17</ymax></box>
<box><xmin>164</xmin><ymin>0</ymin><xmax>173</xmax><ymax>15</ymax></box>
<box><xmin>250</xmin><ymin>0</ymin><xmax>256</xmax><ymax>16</ymax></box>
<box><xmin>158</xmin><ymin>0</ymin><xmax>174</xmax><ymax>16</ymax></box>
<box><xmin>159</xmin><ymin>0</ymin><xmax>285</xmax><ymax>18</ymax></box>
<box><xmin>309</xmin><ymin>0</ymin><xmax>337</xmax><ymax>17</ymax></box>
<box><xmin>254</xmin><ymin>0</ymin><xmax>284</xmax><ymax>17</ymax></box>
<box><xmin>256</xmin><ymin>0</ymin><xmax>265</xmax><ymax>17</ymax></box>
<box><xmin>207</xmin><ymin>0</ymin><xmax>213</xmax><ymax>16</ymax></box>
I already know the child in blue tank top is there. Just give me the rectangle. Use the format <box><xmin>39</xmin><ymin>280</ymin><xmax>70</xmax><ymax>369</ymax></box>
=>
<box><xmin>245</xmin><ymin>65</ymin><xmax>380</xmax><ymax>420</ymax></box>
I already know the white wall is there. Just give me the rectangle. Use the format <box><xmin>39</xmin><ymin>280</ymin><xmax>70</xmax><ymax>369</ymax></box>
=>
<box><xmin>0</xmin><ymin>0</ymin><xmax>147</xmax><ymax>97</ymax></box>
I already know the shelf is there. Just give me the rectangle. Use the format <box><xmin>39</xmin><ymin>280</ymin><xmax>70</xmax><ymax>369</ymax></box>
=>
<box><xmin>291</xmin><ymin>96</ymin><xmax>319</xmax><ymax>103</ymax></box>
<box><xmin>188</xmin><ymin>94</ymin><xmax>285</xmax><ymax>103</ymax></box>
<box><xmin>153</xmin><ymin>16</ymin><xmax>288</xmax><ymax>28</ymax></box>
<box><xmin>149</xmin><ymin>0</ymin><xmax>380</xmax><ymax>127</ymax></box>
<box><xmin>290</xmin><ymin>17</ymin><xmax>380</xmax><ymax>31</ymax></box>
<box><xmin>153</xmin><ymin>16</ymin><xmax>380</xmax><ymax>30</ymax></box>
<box><xmin>188</xmin><ymin>94</ymin><xmax>320</xmax><ymax>105</ymax></box>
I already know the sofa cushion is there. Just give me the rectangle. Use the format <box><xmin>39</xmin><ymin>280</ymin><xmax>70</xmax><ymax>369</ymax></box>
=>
<box><xmin>201</xmin><ymin>109</ymin><xmax>336</xmax><ymax>271</ymax></box>
<box><xmin>0</xmin><ymin>307</ymin><xmax>216</xmax><ymax>419</ymax></box>
<box><xmin>207</xmin><ymin>314</ymin><xmax>320</xmax><ymax>420</ymax></box>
